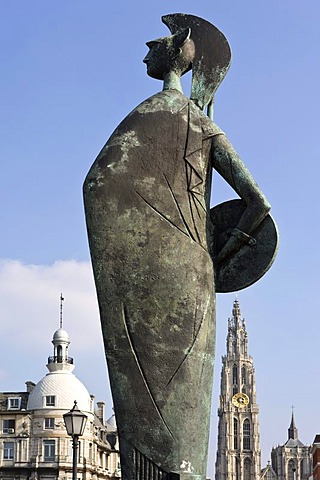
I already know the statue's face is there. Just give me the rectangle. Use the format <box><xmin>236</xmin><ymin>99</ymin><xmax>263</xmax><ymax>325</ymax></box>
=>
<box><xmin>143</xmin><ymin>38</ymin><xmax>175</xmax><ymax>80</ymax></box>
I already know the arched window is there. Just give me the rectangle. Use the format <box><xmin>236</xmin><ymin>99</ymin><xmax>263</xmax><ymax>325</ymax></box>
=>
<box><xmin>234</xmin><ymin>418</ymin><xmax>238</xmax><ymax>449</ymax></box>
<box><xmin>235</xmin><ymin>458</ymin><xmax>240</xmax><ymax>480</ymax></box>
<box><xmin>241</xmin><ymin>366</ymin><xmax>246</xmax><ymax>384</ymax></box>
<box><xmin>243</xmin><ymin>419</ymin><xmax>250</xmax><ymax>450</ymax></box>
<box><xmin>244</xmin><ymin>458</ymin><xmax>251</xmax><ymax>480</ymax></box>
<box><xmin>288</xmin><ymin>460</ymin><xmax>295</xmax><ymax>480</ymax></box>
<box><xmin>233</xmin><ymin>365</ymin><xmax>238</xmax><ymax>385</ymax></box>
<box><xmin>89</xmin><ymin>442</ymin><xmax>93</xmax><ymax>462</ymax></box>
<box><xmin>57</xmin><ymin>345</ymin><xmax>63</xmax><ymax>363</ymax></box>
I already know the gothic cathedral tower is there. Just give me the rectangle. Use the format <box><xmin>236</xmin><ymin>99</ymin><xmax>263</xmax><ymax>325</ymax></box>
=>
<box><xmin>215</xmin><ymin>299</ymin><xmax>261</xmax><ymax>480</ymax></box>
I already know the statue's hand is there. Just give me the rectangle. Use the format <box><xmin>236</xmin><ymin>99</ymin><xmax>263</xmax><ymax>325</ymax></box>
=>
<box><xmin>216</xmin><ymin>228</ymin><xmax>256</xmax><ymax>265</ymax></box>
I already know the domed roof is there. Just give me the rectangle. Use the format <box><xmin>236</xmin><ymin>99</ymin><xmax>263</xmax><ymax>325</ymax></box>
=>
<box><xmin>106</xmin><ymin>413</ymin><xmax>117</xmax><ymax>432</ymax></box>
<box><xmin>27</xmin><ymin>371</ymin><xmax>91</xmax><ymax>413</ymax></box>
<box><xmin>53</xmin><ymin>328</ymin><xmax>70</xmax><ymax>343</ymax></box>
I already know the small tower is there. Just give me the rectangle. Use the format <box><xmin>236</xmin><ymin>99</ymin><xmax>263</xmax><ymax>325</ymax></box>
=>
<box><xmin>47</xmin><ymin>294</ymin><xmax>74</xmax><ymax>373</ymax></box>
<box><xmin>288</xmin><ymin>412</ymin><xmax>298</xmax><ymax>441</ymax></box>
<box><xmin>271</xmin><ymin>412</ymin><xmax>311</xmax><ymax>480</ymax></box>
<box><xmin>47</xmin><ymin>327</ymin><xmax>74</xmax><ymax>372</ymax></box>
<box><xmin>215</xmin><ymin>299</ymin><xmax>261</xmax><ymax>480</ymax></box>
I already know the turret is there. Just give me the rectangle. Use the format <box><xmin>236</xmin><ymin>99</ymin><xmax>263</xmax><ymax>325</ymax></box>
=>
<box><xmin>47</xmin><ymin>294</ymin><xmax>74</xmax><ymax>373</ymax></box>
<box><xmin>288</xmin><ymin>411</ymin><xmax>298</xmax><ymax>441</ymax></box>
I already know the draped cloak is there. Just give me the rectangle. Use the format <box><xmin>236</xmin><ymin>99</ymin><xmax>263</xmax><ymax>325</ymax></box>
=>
<box><xmin>83</xmin><ymin>89</ymin><xmax>223</xmax><ymax>480</ymax></box>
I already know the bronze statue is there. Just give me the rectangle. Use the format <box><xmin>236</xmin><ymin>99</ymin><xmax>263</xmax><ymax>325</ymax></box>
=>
<box><xmin>83</xmin><ymin>13</ymin><xmax>278</xmax><ymax>480</ymax></box>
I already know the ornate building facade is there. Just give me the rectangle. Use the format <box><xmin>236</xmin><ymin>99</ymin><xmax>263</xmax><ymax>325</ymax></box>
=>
<box><xmin>0</xmin><ymin>326</ymin><xmax>120</xmax><ymax>480</ymax></box>
<box><xmin>215</xmin><ymin>299</ymin><xmax>261</xmax><ymax>480</ymax></box>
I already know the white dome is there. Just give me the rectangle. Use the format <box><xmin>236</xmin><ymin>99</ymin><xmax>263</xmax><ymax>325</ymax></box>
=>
<box><xmin>53</xmin><ymin>328</ymin><xmax>70</xmax><ymax>343</ymax></box>
<box><xmin>27</xmin><ymin>371</ymin><xmax>91</xmax><ymax>413</ymax></box>
<box><xmin>106</xmin><ymin>413</ymin><xmax>117</xmax><ymax>432</ymax></box>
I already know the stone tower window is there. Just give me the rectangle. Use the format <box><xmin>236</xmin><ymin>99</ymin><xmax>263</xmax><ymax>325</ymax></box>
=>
<box><xmin>244</xmin><ymin>458</ymin><xmax>251</xmax><ymax>480</ymax></box>
<box><xmin>234</xmin><ymin>417</ymin><xmax>238</xmax><ymax>449</ymax></box>
<box><xmin>243</xmin><ymin>419</ymin><xmax>250</xmax><ymax>450</ymax></box>
<box><xmin>241</xmin><ymin>366</ymin><xmax>246</xmax><ymax>384</ymax></box>
<box><xmin>233</xmin><ymin>365</ymin><xmax>238</xmax><ymax>385</ymax></box>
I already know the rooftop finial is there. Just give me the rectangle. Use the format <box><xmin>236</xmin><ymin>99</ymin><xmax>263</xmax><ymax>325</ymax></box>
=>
<box><xmin>60</xmin><ymin>293</ymin><xmax>64</xmax><ymax>329</ymax></box>
<box><xmin>288</xmin><ymin>405</ymin><xmax>298</xmax><ymax>440</ymax></box>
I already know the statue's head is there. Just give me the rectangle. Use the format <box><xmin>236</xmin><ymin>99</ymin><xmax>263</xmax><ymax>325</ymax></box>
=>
<box><xmin>162</xmin><ymin>14</ymin><xmax>232</xmax><ymax>111</ymax></box>
<box><xmin>143</xmin><ymin>28</ymin><xmax>195</xmax><ymax>80</ymax></box>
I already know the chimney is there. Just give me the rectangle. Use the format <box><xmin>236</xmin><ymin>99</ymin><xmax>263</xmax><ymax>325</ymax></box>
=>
<box><xmin>96</xmin><ymin>401</ymin><xmax>105</xmax><ymax>424</ymax></box>
<box><xmin>25</xmin><ymin>381</ymin><xmax>36</xmax><ymax>393</ymax></box>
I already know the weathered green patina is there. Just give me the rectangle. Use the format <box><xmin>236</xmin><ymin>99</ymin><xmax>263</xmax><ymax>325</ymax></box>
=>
<box><xmin>83</xmin><ymin>13</ymin><xmax>278</xmax><ymax>480</ymax></box>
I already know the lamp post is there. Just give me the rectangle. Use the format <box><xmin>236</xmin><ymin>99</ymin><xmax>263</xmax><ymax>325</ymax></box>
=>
<box><xmin>63</xmin><ymin>401</ymin><xmax>88</xmax><ymax>480</ymax></box>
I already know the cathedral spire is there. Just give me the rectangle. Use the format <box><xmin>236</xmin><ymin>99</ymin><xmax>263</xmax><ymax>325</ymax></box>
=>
<box><xmin>288</xmin><ymin>409</ymin><xmax>298</xmax><ymax>440</ymax></box>
<box><xmin>215</xmin><ymin>300</ymin><xmax>261</xmax><ymax>480</ymax></box>
<box><xmin>227</xmin><ymin>298</ymin><xmax>248</xmax><ymax>358</ymax></box>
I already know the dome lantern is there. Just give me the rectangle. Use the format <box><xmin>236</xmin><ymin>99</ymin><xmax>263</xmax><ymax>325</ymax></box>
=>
<box><xmin>47</xmin><ymin>295</ymin><xmax>74</xmax><ymax>372</ymax></box>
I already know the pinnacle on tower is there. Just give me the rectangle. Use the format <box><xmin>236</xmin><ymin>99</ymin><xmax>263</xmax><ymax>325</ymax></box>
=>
<box><xmin>288</xmin><ymin>410</ymin><xmax>298</xmax><ymax>440</ymax></box>
<box><xmin>232</xmin><ymin>298</ymin><xmax>241</xmax><ymax>318</ymax></box>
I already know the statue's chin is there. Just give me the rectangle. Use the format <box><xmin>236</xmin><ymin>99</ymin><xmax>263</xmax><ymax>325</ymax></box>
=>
<box><xmin>146</xmin><ymin>67</ymin><xmax>165</xmax><ymax>81</ymax></box>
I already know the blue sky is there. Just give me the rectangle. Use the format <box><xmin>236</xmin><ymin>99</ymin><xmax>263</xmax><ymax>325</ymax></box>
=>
<box><xmin>1</xmin><ymin>0</ymin><xmax>320</xmax><ymax>476</ymax></box>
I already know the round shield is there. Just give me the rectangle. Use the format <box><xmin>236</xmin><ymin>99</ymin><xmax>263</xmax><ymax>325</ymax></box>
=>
<box><xmin>209</xmin><ymin>199</ymin><xmax>279</xmax><ymax>293</ymax></box>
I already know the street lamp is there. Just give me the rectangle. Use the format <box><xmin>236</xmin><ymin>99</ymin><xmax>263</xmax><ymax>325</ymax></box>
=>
<box><xmin>63</xmin><ymin>401</ymin><xmax>88</xmax><ymax>480</ymax></box>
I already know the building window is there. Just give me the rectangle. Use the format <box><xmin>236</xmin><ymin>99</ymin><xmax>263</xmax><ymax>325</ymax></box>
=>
<box><xmin>244</xmin><ymin>458</ymin><xmax>251</xmax><ymax>480</ymax></box>
<box><xmin>235</xmin><ymin>458</ymin><xmax>240</xmax><ymax>480</ymax></box>
<box><xmin>241</xmin><ymin>366</ymin><xmax>246</xmax><ymax>385</ymax></box>
<box><xmin>233</xmin><ymin>364</ymin><xmax>238</xmax><ymax>385</ymax></box>
<box><xmin>44</xmin><ymin>440</ymin><xmax>55</xmax><ymax>461</ymax></box>
<box><xmin>44</xmin><ymin>418</ymin><xmax>55</xmax><ymax>429</ymax></box>
<box><xmin>45</xmin><ymin>396</ymin><xmax>56</xmax><ymax>407</ymax></box>
<box><xmin>232</xmin><ymin>341</ymin><xmax>236</xmax><ymax>354</ymax></box>
<box><xmin>7</xmin><ymin>397</ymin><xmax>21</xmax><ymax>410</ymax></box>
<box><xmin>3</xmin><ymin>441</ymin><xmax>14</xmax><ymax>460</ymax></box>
<box><xmin>57</xmin><ymin>345</ymin><xmax>63</xmax><ymax>362</ymax></box>
<box><xmin>89</xmin><ymin>442</ymin><xmax>93</xmax><ymax>462</ymax></box>
<box><xmin>243</xmin><ymin>419</ymin><xmax>250</xmax><ymax>450</ymax></box>
<box><xmin>3</xmin><ymin>419</ymin><xmax>15</xmax><ymax>433</ymax></box>
<box><xmin>234</xmin><ymin>417</ymin><xmax>238</xmax><ymax>449</ymax></box>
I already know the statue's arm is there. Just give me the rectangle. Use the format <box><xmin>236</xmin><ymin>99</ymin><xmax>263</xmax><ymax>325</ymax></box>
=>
<box><xmin>211</xmin><ymin>134</ymin><xmax>271</xmax><ymax>263</ymax></box>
